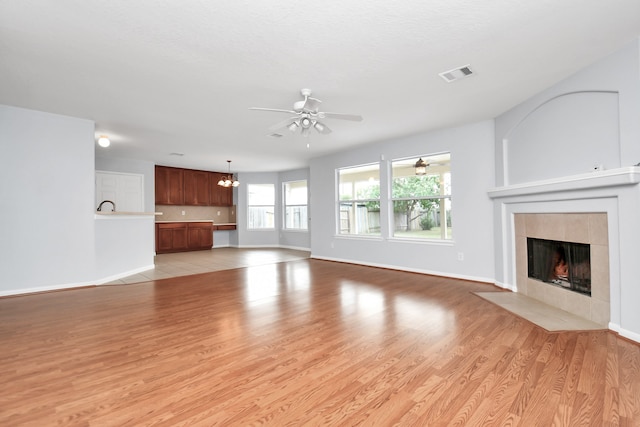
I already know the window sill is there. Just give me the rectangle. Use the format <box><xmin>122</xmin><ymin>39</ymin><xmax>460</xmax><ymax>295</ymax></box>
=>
<box><xmin>387</xmin><ymin>236</ymin><xmax>455</xmax><ymax>246</ymax></box>
<box><xmin>334</xmin><ymin>234</ymin><xmax>384</xmax><ymax>241</ymax></box>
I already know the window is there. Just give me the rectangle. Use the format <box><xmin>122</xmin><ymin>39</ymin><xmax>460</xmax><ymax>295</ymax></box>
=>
<box><xmin>283</xmin><ymin>180</ymin><xmax>308</xmax><ymax>230</ymax></box>
<box><xmin>247</xmin><ymin>184</ymin><xmax>275</xmax><ymax>229</ymax></box>
<box><xmin>338</xmin><ymin>164</ymin><xmax>380</xmax><ymax>236</ymax></box>
<box><xmin>391</xmin><ymin>153</ymin><xmax>452</xmax><ymax>240</ymax></box>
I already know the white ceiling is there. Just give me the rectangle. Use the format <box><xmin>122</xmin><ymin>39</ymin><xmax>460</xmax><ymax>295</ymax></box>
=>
<box><xmin>1</xmin><ymin>1</ymin><xmax>639</xmax><ymax>173</ymax></box>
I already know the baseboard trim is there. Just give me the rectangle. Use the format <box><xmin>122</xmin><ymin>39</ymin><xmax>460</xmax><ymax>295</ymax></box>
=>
<box><xmin>235</xmin><ymin>244</ymin><xmax>310</xmax><ymax>251</ymax></box>
<box><xmin>0</xmin><ymin>281</ymin><xmax>97</xmax><ymax>297</ymax></box>
<box><xmin>0</xmin><ymin>264</ymin><xmax>156</xmax><ymax>297</ymax></box>
<box><xmin>310</xmin><ymin>255</ymin><xmax>494</xmax><ymax>285</ymax></box>
<box><xmin>93</xmin><ymin>264</ymin><xmax>155</xmax><ymax>286</ymax></box>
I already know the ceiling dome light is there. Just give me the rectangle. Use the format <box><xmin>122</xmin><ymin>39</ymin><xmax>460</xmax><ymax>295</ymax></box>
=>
<box><xmin>97</xmin><ymin>135</ymin><xmax>110</xmax><ymax>148</ymax></box>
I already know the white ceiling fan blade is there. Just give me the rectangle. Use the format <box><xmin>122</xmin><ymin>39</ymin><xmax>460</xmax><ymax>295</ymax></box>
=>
<box><xmin>268</xmin><ymin>117</ymin><xmax>299</xmax><ymax>132</ymax></box>
<box><xmin>318</xmin><ymin>112</ymin><xmax>363</xmax><ymax>121</ymax></box>
<box><xmin>313</xmin><ymin>121</ymin><xmax>332</xmax><ymax>134</ymax></box>
<box><xmin>249</xmin><ymin>107</ymin><xmax>297</xmax><ymax>114</ymax></box>
<box><xmin>302</xmin><ymin>97</ymin><xmax>322</xmax><ymax>113</ymax></box>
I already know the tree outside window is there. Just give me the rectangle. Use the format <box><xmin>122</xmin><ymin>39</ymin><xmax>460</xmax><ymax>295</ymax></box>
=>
<box><xmin>391</xmin><ymin>154</ymin><xmax>452</xmax><ymax>240</ymax></box>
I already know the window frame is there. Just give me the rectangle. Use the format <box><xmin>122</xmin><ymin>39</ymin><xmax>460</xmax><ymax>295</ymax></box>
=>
<box><xmin>282</xmin><ymin>179</ymin><xmax>308</xmax><ymax>231</ymax></box>
<box><xmin>336</xmin><ymin>163</ymin><xmax>381</xmax><ymax>238</ymax></box>
<box><xmin>389</xmin><ymin>153</ymin><xmax>452</xmax><ymax>242</ymax></box>
<box><xmin>247</xmin><ymin>183</ymin><xmax>276</xmax><ymax>230</ymax></box>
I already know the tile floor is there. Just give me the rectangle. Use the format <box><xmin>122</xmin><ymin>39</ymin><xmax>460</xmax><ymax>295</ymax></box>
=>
<box><xmin>475</xmin><ymin>291</ymin><xmax>606</xmax><ymax>331</ymax></box>
<box><xmin>106</xmin><ymin>247</ymin><xmax>311</xmax><ymax>285</ymax></box>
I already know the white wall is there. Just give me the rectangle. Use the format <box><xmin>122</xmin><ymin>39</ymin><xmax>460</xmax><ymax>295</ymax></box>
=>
<box><xmin>94</xmin><ymin>215</ymin><xmax>155</xmax><ymax>280</ymax></box>
<box><xmin>309</xmin><ymin>120</ymin><xmax>496</xmax><ymax>283</ymax></box>
<box><xmin>0</xmin><ymin>105</ymin><xmax>96</xmax><ymax>293</ymax></box>
<box><xmin>495</xmin><ymin>39</ymin><xmax>640</xmax><ymax>186</ymax></box>
<box><xmin>0</xmin><ymin>105</ymin><xmax>156</xmax><ymax>295</ymax></box>
<box><xmin>493</xmin><ymin>38</ymin><xmax>640</xmax><ymax>341</ymax></box>
<box><xmin>235</xmin><ymin>171</ymin><xmax>280</xmax><ymax>247</ymax></box>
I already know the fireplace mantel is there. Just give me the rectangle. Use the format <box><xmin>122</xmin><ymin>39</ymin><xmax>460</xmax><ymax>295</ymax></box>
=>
<box><xmin>488</xmin><ymin>166</ymin><xmax>640</xmax><ymax>199</ymax></box>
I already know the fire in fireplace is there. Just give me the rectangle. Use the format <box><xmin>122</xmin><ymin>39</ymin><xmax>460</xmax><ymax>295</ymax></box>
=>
<box><xmin>527</xmin><ymin>237</ymin><xmax>591</xmax><ymax>296</ymax></box>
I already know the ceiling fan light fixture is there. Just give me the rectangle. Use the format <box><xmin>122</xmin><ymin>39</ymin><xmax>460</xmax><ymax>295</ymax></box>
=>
<box><xmin>414</xmin><ymin>158</ymin><xmax>428</xmax><ymax>175</ymax></box>
<box><xmin>287</xmin><ymin>122</ymin><xmax>299</xmax><ymax>132</ymax></box>
<box><xmin>249</xmin><ymin>89</ymin><xmax>362</xmax><ymax>138</ymax></box>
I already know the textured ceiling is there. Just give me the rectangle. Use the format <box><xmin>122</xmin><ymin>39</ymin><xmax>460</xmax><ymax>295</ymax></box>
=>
<box><xmin>1</xmin><ymin>1</ymin><xmax>639</xmax><ymax>172</ymax></box>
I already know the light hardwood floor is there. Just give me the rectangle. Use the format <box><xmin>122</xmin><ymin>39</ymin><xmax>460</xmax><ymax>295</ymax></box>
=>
<box><xmin>1</xmin><ymin>256</ymin><xmax>639</xmax><ymax>425</ymax></box>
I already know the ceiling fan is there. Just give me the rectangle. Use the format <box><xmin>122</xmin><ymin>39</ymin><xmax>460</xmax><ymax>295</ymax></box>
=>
<box><xmin>249</xmin><ymin>89</ymin><xmax>363</xmax><ymax>137</ymax></box>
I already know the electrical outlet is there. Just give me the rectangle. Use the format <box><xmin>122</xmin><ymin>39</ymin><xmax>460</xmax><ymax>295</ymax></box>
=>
<box><xmin>181</xmin><ymin>210</ymin><xmax>185</xmax><ymax>216</ymax></box>
<box><xmin>457</xmin><ymin>252</ymin><xmax>464</xmax><ymax>261</ymax></box>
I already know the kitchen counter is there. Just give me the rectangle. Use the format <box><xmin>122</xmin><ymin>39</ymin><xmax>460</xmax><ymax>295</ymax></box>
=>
<box><xmin>156</xmin><ymin>220</ymin><xmax>214</xmax><ymax>223</ymax></box>
<box><xmin>96</xmin><ymin>211</ymin><xmax>160</xmax><ymax>216</ymax></box>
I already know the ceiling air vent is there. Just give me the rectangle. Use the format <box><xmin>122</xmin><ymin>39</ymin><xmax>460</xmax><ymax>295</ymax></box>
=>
<box><xmin>439</xmin><ymin>65</ymin><xmax>474</xmax><ymax>83</ymax></box>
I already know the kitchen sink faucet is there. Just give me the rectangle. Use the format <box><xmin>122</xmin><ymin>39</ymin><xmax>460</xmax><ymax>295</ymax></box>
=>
<box><xmin>97</xmin><ymin>200</ymin><xmax>116</xmax><ymax>212</ymax></box>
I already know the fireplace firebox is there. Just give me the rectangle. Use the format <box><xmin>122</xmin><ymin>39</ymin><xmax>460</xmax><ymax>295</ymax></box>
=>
<box><xmin>527</xmin><ymin>238</ymin><xmax>591</xmax><ymax>296</ymax></box>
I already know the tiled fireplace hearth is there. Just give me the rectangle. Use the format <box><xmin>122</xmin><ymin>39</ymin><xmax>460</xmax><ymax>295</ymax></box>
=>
<box><xmin>514</xmin><ymin>213</ymin><xmax>609</xmax><ymax>326</ymax></box>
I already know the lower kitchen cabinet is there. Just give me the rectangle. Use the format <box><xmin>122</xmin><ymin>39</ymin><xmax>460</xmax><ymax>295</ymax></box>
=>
<box><xmin>156</xmin><ymin>222</ymin><xmax>213</xmax><ymax>253</ymax></box>
<box><xmin>187</xmin><ymin>222</ymin><xmax>213</xmax><ymax>249</ymax></box>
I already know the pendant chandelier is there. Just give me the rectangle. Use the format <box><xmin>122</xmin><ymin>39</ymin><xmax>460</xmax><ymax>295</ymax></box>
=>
<box><xmin>218</xmin><ymin>160</ymin><xmax>240</xmax><ymax>187</ymax></box>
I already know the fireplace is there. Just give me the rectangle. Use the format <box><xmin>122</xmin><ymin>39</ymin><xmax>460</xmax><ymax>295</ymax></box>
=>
<box><xmin>514</xmin><ymin>213</ymin><xmax>609</xmax><ymax>326</ymax></box>
<box><xmin>527</xmin><ymin>238</ymin><xmax>591</xmax><ymax>296</ymax></box>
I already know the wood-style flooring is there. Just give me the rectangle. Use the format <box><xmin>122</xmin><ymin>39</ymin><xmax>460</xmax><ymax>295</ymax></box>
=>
<box><xmin>1</xmin><ymin>258</ymin><xmax>639</xmax><ymax>426</ymax></box>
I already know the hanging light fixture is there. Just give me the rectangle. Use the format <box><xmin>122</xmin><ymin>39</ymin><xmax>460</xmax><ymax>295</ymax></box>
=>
<box><xmin>414</xmin><ymin>157</ymin><xmax>428</xmax><ymax>175</ymax></box>
<box><xmin>217</xmin><ymin>160</ymin><xmax>239</xmax><ymax>187</ymax></box>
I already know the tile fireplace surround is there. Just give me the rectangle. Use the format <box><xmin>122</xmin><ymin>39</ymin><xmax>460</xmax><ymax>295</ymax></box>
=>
<box><xmin>489</xmin><ymin>167</ymin><xmax>640</xmax><ymax>340</ymax></box>
<box><xmin>514</xmin><ymin>213</ymin><xmax>609</xmax><ymax>326</ymax></box>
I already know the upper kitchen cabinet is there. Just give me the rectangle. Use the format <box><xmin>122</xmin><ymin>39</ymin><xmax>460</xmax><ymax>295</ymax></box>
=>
<box><xmin>155</xmin><ymin>166</ymin><xmax>184</xmax><ymax>205</ymax></box>
<box><xmin>210</xmin><ymin>173</ymin><xmax>233</xmax><ymax>207</ymax></box>
<box><xmin>184</xmin><ymin>169</ymin><xmax>210</xmax><ymax>206</ymax></box>
<box><xmin>155</xmin><ymin>165</ymin><xmax>233</xmax><ymax>207</ymax></box>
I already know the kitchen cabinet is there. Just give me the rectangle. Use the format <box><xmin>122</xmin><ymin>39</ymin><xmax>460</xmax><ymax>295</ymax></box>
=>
<box><xmin>156</xmin><ymin>222</ymin><xmax>213</xmax><ymax>253</ymax></box>
<box><xmin>156</xmin><ymin>222</ymin><xmax>188</xmax><ymax>253</ymax></box>
<box><xmin>187</xmin><ymin>222</ymin><xmax>214</xmax><ymax>249</ymax></box>
<box><xmin>155</xmin><ymin>166</ymin><xmax>184</xmax><ymax>205</ymax></box>
<box><xmin>210</xmin><ymin>173</ymin><xmax>233</xmax><ymax>207</ymax></box>
<box><xmin>184</xmin><ymin>169</ymin><xmax>210</xmax><ymax>206</ymax></box>
<box><xmin>156</xmin><ymin>166</ymin><xmax>232</xmax><ymax>207</ymax></box>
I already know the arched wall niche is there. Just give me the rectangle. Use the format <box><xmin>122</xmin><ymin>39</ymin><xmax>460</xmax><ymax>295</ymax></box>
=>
<box><xmin>502</xmin><ymin>91</ymin><xmax>621</xmax><ymax>185</ymax></box>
